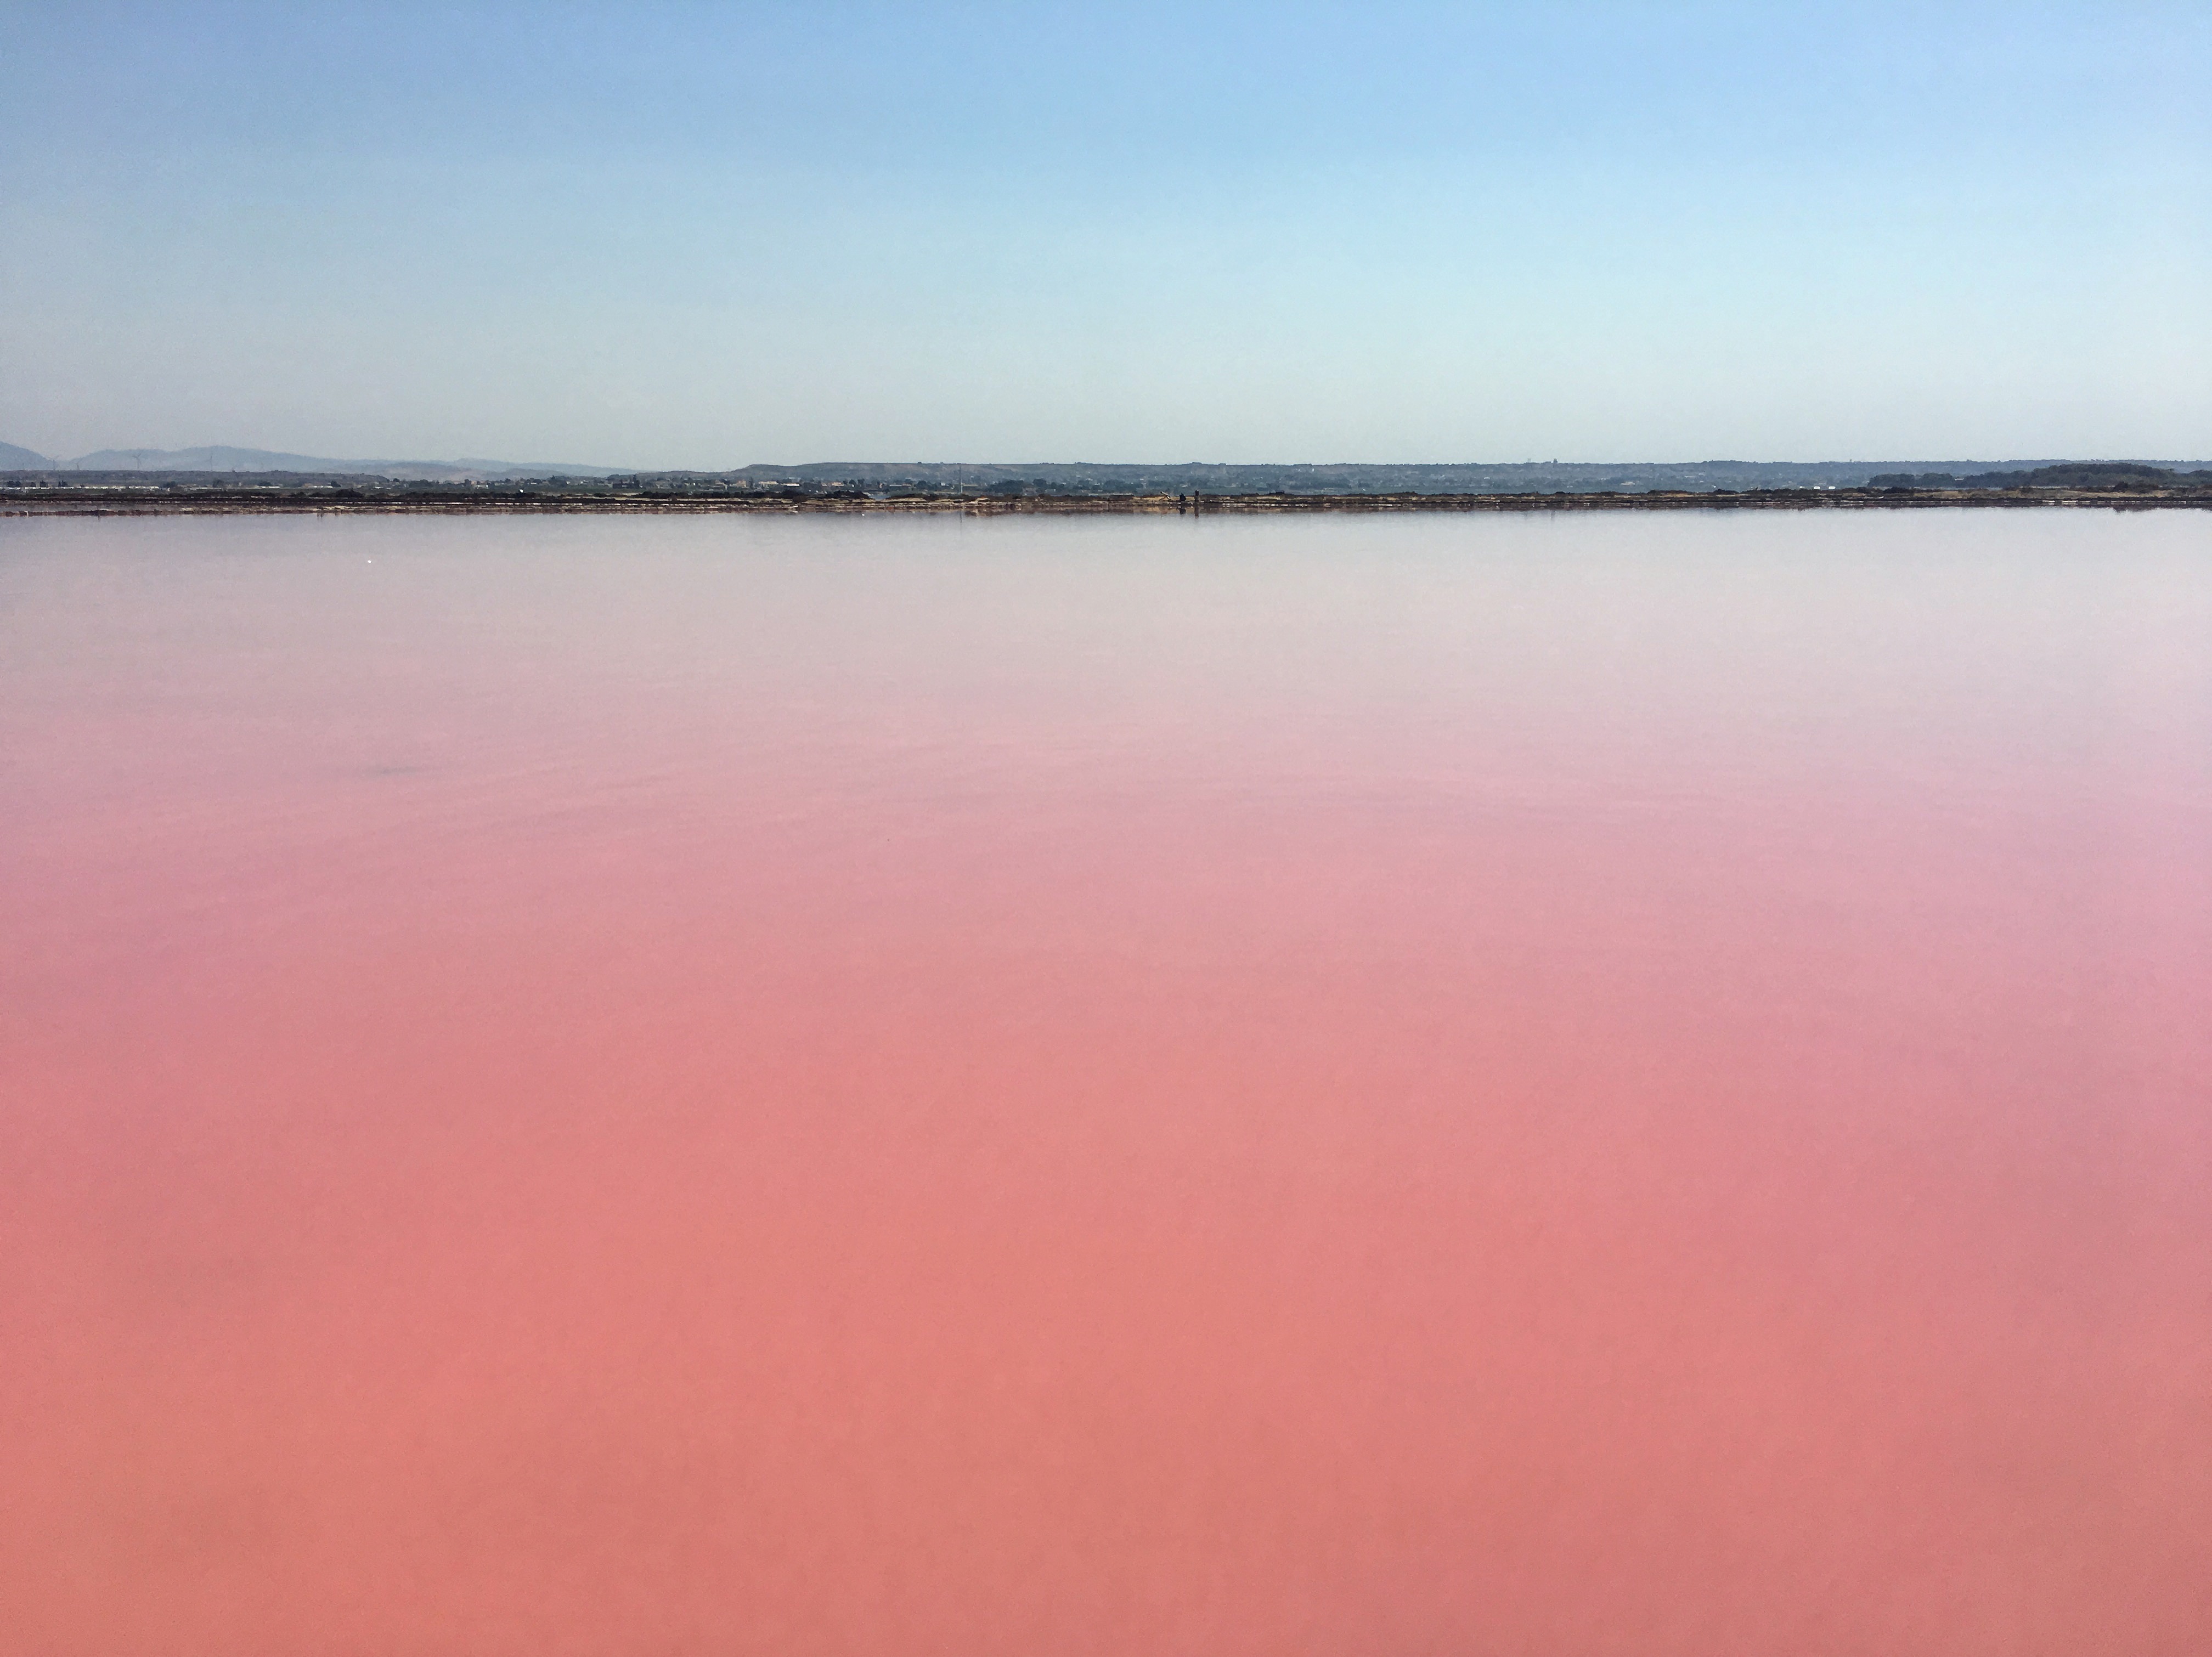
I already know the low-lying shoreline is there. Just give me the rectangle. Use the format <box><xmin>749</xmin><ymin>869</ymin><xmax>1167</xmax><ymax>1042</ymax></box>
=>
<box><xmin>7</xmin><ymin>484</ymin><xmax>2210</xmax><ymax>517</ymax></box>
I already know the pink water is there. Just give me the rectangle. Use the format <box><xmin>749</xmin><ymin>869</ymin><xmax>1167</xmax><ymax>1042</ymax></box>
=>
<box><xmin>4</xmin><ymin>510</ymin><xmax>2209</xmax><ymax>1656</ymax></box>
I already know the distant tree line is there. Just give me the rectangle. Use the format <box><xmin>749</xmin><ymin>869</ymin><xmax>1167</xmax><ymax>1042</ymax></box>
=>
<box><xmin>1868</xmin><ymin>463</ymin><xmax>2207</xmax><ymax>490</ymax></box>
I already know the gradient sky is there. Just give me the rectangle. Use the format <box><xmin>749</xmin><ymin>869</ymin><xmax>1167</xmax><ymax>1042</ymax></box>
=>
<box><xmin>4</xmin><ymin>1</ymin><xmax>2207</xmax><ymax>468</ymax></box>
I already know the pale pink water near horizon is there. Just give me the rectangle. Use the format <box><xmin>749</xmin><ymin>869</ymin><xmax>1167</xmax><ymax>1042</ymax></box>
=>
<box><xmin>4</xmin><ymin>509</ymin><xmax>2209</xmax><ymax>1655</ymax></box>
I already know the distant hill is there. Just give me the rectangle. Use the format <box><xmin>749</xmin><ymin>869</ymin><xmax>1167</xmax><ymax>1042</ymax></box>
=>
<box><xmin>1869</xmin><ymin>462</ymin><xmax>2210</xmax><ymax>490</ymax></box>
<box><xmin>688</xmin><ymin>459</ymin><xmax>2212</xmax><ymax>495</ymax></box>
<box><xmin>14</xmin><ymin>448</ymin><xmax>2210</xmax><ymax>493</ymax></box>
<box><xmin>50</xmin><ymin>445</ymin><xmax>616</xmax><ymax>480</ymax></box>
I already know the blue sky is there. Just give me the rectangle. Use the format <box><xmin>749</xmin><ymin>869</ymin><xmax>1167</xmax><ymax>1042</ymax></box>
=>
<box><xmin>4</xmin><ymin>1</ymin><xmax>2206</xmax><ymax>466</ymax></box>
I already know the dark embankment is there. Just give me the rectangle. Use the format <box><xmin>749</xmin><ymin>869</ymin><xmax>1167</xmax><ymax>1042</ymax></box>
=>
<box><xmin>7</xmin><ymin>476</ymin><xmax>2211</xmax><ymax>516</ymax></box>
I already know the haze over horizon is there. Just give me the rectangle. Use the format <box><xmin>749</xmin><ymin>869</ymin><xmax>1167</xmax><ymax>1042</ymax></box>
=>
<box><xmin>12</xmin><ymin>442</ymin><xmax>2212</xmax><ymax>481</ymax></box>
<box><xmin>4</xmin><ymin>2</ymin><xmax>2207</xmax><ymax>470</ymax></box>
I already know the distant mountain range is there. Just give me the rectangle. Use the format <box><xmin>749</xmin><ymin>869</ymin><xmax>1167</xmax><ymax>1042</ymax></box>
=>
<box><xmin>5</xmin><ymin>445</ymin><xmax>2208</xmax><ymax>493</ymax></box>
<box><xmin>4</xmin><ymin>444</ymin><xmax>617</xmax><ymax>479</ymax></box>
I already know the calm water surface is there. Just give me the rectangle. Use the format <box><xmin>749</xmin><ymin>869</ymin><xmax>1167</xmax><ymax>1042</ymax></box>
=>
<box><xmin>4</xmin><ymin>510</ymin><xmax>2209</xmax><ymax>1655</ymax></box>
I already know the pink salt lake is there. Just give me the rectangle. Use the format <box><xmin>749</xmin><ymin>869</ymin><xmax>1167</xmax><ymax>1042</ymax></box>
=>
<box><xmin>4</xmin><ymin>508</ymin><xmax>2208</xmax><ymax>1656</ymax></box>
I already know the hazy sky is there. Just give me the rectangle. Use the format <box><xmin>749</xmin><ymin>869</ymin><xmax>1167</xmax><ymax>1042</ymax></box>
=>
<box><xmin>4</xmin><ymin>1</ymin><xmax>2206</xmax><ymax>467</ymax></box>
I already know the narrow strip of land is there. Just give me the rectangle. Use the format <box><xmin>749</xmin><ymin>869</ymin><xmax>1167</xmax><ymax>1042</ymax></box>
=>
<box><xmin>7</xmin><ymin>484</ymin><xmax>2211</xmax><ymax>517</ymax></box>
